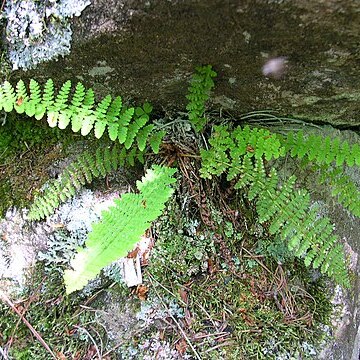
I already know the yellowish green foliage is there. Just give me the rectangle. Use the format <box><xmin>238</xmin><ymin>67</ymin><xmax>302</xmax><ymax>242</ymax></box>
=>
<box><xmin>64</xmin><ymin>165</ymin><xmax>177</xmax><ymax>294</ymax></box>
<box><xmin>0</xmin><ymin>79</ymin><xmax>164</xmax><ymax>153</ymax></box>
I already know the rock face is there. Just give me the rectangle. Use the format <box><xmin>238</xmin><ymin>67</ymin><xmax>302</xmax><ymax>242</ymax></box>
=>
<box><xmin>21</xmin><ymin>0</ymin><xmax>360</xmax><ymax>127</ymax></box>
<box><xmin>9</xmin><ymin>1</ymin><xmax>360</xmax><ymax>359</ymax></box>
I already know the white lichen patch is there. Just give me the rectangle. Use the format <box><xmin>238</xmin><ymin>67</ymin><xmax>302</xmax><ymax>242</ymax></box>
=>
<box><xmin>3</xmin><ymin>0</ymin><xmax>91</xmax><ymax>70</ymax></box>
<box><xmin>212</xmin><ymin>95</ymin><xmax>236</xmax><ymax>110</ymax></box>
<box><xmin>0</xmin><ymin>188</ymin><xmax>121</xmax><ymax>297</ymax></box>
<box><xmin>0</xmin><ymin>208</ymin><xmax>49</xmax><ymax>296</ymax></box>
<box><xmin>242</xmin><ymin>30</ymin><xmax>251</xmax><ymax>44</ymax></box>
<box><xmin>94</xmin><ymin>291</ymin><xmax>187</xmax><ymax>359</ymax></box>
<box><xmin>331</xmin><ymin>285</ymin><xmax>351</xmax><ymax>339</ymax></box>
<box><xmin>318</xmin><ymin>284</ymin><xmax>353</xmax><ymax>360</ymax></box>
<box><xmin>343</xmin><ymin>241</ymin><xmax>358</xmax><ymax>272</ymax></box>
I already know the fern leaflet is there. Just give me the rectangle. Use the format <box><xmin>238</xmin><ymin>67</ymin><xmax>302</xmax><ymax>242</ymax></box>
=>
<box><xmin>28</xmin><ymin>144</ymin><xmax>127</xmax><ymax>221</ymax></box>
<box><xmin>318</xmin><ymin>166</ymin><xmax>360</xmax><ymax>217</ymax></box>
<box><xmin>282</xmin><ymin>130</ymin><xmax>360</xmax><ymax>167</ymax></box>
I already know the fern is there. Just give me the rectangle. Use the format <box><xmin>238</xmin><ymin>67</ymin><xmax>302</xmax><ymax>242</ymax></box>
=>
<box><xmin>201</xmin><ymin>125</ymin><xmax>285</xmax><ymax>179</ymax></box>
<box><xmin>318</xmin><ymin>166</ymin><xmax>360</xmax><ymax>217</ymax></box>
<box><xmin>28</xmin><ymin>144</ymin><xmax>128</xmax><ymax>221</ymax></box>
<box><xmin>186</xmin><ymin>65</ymin><xmax>217</xmax><ymax>132</ymax></box>
<box><xmin>200</xmin><ymin>125</ymin><xmax>352</xmax><ymax>287</ymax></box>
<box><xmin>281</xmin><ymin>130</ymin><xmax>360</xmax><ymax>167</ymax></box>
<box><xmin>202</xmin><ymin>125</ymin><xmax>359</xmax><ymax>214</ymax></box>
<box><xmin>148</xmin><ymin>129</ymin><xmax>166</xmax><ymax>154</ymax></box>
<box><xmin>5</xmin><ymin>70</ymin><xmax>356</xmax><ymax>293</ymax></box>
<box><xmin>280</xmin><ymin>130</ymin><xmax>360</xmax><ymax>217</ymax></box>
<box><xmin>63</xmin><ymin>165</ymin><xmax>177</xmax><ymax>294</ymax></box>
<box><xmin>0</xmin><ymin>79</ymin><xmax>164</xmax><ymax>153</ymax></box>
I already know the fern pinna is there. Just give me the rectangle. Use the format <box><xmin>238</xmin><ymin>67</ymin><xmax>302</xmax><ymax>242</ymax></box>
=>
<box><xmin>28</xmin><ymin>144</ymin><xmax>131</xmax><ymax>221</ymax></box>
<box><xmin>0</xmin><ymin>79</ymin><xmax>165</xmax><ymax>154</ymax></box>
<box><xmin>200</xmin><ymin>125</ymin><xmax>354</xmax><ymax>287</ymax></box>
<box><xmin>63</xmin><ymin>165</ymin><xmax>177</xmax><ymax>294</ymax></box>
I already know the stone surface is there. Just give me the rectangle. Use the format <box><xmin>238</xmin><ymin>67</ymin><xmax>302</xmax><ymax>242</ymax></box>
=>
<box><xmin>20</xmin><ymin>0</ymin><xmax>360</xmax><ymax>126</ymax></box>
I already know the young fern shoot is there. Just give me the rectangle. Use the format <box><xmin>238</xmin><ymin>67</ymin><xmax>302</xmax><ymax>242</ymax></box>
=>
<box><xmin>186</xmin><ymin>65</ymin><xmax>217</xmax><ymax>132</ymax></box>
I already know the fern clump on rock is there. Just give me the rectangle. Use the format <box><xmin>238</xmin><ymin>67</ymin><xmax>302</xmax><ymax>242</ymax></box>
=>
<box><xmin>201</xmin><ymin>124</ymin><xmax>356</xmax><ymax>287</ymax></box>
<box><xmin>0</xmin><ymin>78</ymin><xmax>168</xmax><ymax>222</ymax></box>
<box><xmin>2</xmin><ymin>68</ymin><xmax>357</xmax><ymax>293</ymax></box>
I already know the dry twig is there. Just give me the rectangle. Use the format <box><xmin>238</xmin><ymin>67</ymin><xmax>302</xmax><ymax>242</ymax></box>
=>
<box><xmin>73</xmin><ymin>325</ymin><xmax>102</xmax><ymax>360</ymax></box>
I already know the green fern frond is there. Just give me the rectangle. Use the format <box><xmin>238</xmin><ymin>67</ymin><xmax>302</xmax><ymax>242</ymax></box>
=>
<box><xmin>0</xmin><ymin>81</ymin><xmax>16</xmax><ymax>112</ymax></box>
<box><xmin>71</xmin><ymin>88</ymin><xmax>95</xmax><ymax>133</ymax></box>
<box><xmin>186</xmin><ymin>65</ymin><xmax>217</xmax><ymax>132</ymax></box>
<box><xmin>254</xmin><ymin>168</ymin><xmax>349</xmax><ymax>287</ymax></box>
<box><xmin>200</xmin><ymin>125</ymin><xmax>285</xmax><ymax>180</ymax></box>
<box><xmin>122</xmin><ymin>103</ymin><xmax>154</xmax><ymax>149</ymax></box>
<box><xmin>135</xmin><ymin>102</ymin><xmax>152</xmax><ymax>122</ymax></box>
<box><xmin>57</xmin><ymin>82</ymin><xmax>87</xmax><ymax>130</ymax></box>
<box><xmin>70</xmin><ymin>82</ymin><xmax>86</xmax><ymax>108</ymax></box>
<box><xmin>117</xmin><ymin>107</ymin><xmax>134</xmax><ymax>144</ymax></box>
<box><xmin>63</xmin><ymin>165</ymin><xmax>177</xmax><ymax>294</ymax></box>
<box><xmin>124</xmin><ymin>116</ymin><xmax>147</xmax><ymax>149</ymax></box>
<box><xmin>93</xmin><ymin>95</ymin><xmax>112</xmax><ymax>138</ymax></box>
<box><xmin>102</xmin><ymin>146</ymin><xmax>113</xmax><ymax>173</ymax></box>
<box><xmin>28</xmin><ymin>79</ymin><xmax>42</xmax><ymax>116</ymax></box>
<box><xmin>0</xmin><ymin>79</ymin><xmax>164</xmax><ymax>155</ymax></box>
<box><xmin>136</xmin><ymin>124</ymin><xmax>155</xmax><ymax>151</ymax></box>
<box><xmin>14</xmin><ymin>80</ymin><xmax>28</xmax><ymax>114</ymax></box>
<box><xmin>37</xmin><ymin>79</ymin><xmax>55</xmax><ymax>120</ymax></box>
<box><xmin>28</xmin><ymin>144</ymin><xmax>125</xmax><ymax>221</ymax></box>
<box><xmin>106</xmin><ymin>97</ymin><xmax>123</xmax><ymax>140</ymax></box>
<box><xmin>200</xmin><ymin>125</ymin><xmax>233</xmax><ymax>179</ymax></box>
<box><xmin>94</xmin><ymin>94</ymin><xmax>112</xmax><ymax>121</ymax></box>
<box><xmin>106</xmin><ymin>96</ymin><xmax>122</xmax><ymax>122</ymax></box>
<box><xmin>200</xmin><ymin>124</ymin><xmax>351</xmax><ymax>287</ymax></box>
<box><xmin>46</xmin><ymin>81</ymin><xmax>72</xmax><ymax>129</ymax></box>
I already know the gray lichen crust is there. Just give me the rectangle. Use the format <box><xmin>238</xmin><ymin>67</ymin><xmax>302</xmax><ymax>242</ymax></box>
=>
<box><xmin>3</xmin><ymin>0</ymin><xmax>91</xmax><ymax>70</ymax></box>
